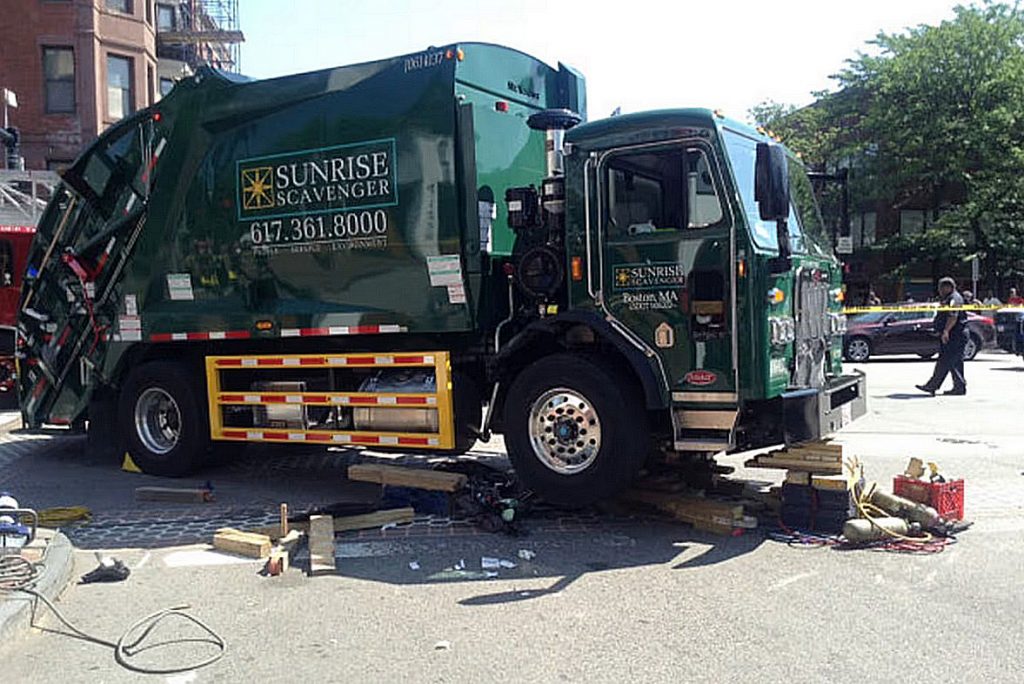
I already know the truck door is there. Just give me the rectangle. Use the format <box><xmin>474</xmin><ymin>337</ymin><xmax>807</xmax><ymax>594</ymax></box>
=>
<box><xmin>596</xmin><ymin>140</ymin><xmax>735</xmax><ymax>396</ymax></box>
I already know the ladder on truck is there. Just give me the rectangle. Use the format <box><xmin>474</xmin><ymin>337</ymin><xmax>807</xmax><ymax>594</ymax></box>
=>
<box><xmin>205</xmin><ymin>351</ymin><xmax>456</xmax><ymax>450</ymax></box>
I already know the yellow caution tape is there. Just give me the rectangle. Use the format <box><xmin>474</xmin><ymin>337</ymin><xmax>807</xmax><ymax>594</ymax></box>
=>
<box><xmin>843</xmin><ymin>305</ymin><xmax>1003</xmax><ymax>314</ymax></box>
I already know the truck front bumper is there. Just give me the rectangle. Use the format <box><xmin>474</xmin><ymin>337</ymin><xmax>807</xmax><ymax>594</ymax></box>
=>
<box><xmin>781</xmin><ymin>371</ymin><xmax>867</xmax><ymax>444</ymax></box>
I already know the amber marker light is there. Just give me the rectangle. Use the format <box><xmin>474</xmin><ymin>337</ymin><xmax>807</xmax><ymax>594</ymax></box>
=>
<box><xmin>768</xmin><ymin>288</ymin><xmax>785</xmax><ymax>305</ymax></box>
<box><xmin>571</xmin><ymin>256</ymin><xmax>584</xmax><ymax>281</ymax></box>
<box><xmin>737</xmin><ymin>259</ymin><xmax>747</xmax><ymax>278</ymax></box>
<box><xmin>255</xmin><ymin>320</ymin><xmax>273</xmax><ymax>331</ymax></box>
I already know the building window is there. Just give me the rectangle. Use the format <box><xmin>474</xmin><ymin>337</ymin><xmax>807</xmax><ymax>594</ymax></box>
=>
<box><xmin>899</xmin><ymin>209</ymin><xmax>926</xmax><ymax>238</ymax></box>
<box><xmin>42</xmin><ymin>47</ymin><xmax>76</xmax><ymax>114</ymax></box>
<box><xmin>159</xmin><ymin>77</ymin><xmax>174</xmax><ymax>97</ymax></box>
<box><xmin>106</xmin><ymin>0</ymin><xmax>132</xmax><ymax>13</ymax></box>
<box><xmin>145</xmin><ymin>0</ymin><xmax>152</xmax><ymax>24</ymax></box>
<box><xmin>147</xmin><ymin>65</ymin><xmax>155</xmax><ymax>105</ymax></box>
<box><xmin>156</xmin><ymin>3</ymin><xmax>176</xmax><ymax>30</ymax></box>
<box><xmin>107</xmin><ymin>54</ymin><xmax>134</xmax><ymax>120</ymax></box>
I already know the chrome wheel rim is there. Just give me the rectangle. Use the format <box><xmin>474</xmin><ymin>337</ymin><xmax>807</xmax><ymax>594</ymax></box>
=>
<box><xmin>135</xmin><ymin>387</ymin><xmax>181</xmax><ymax>455</ymax></box>
<box><xmin>528</xmin><ymin>387</ymin><xmax>602</xmax><ymax>474</ymax></box>
<box><xmin>847</xmin><ymin>339</ymin><xmax>869</xmax><ymax>361</ymax></box>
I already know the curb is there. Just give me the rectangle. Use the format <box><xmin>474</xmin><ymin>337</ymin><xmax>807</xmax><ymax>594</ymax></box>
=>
<box><xmin>0</xmin><ymin>529</ymin><xmax>75</xmax><ymax>646</ymax></box>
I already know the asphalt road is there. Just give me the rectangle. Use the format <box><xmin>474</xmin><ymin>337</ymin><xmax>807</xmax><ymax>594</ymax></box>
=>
<box><xmin>2</xmin><ymin>352</ymin><xmax>1023</xmax><ymax>683</ymax></box>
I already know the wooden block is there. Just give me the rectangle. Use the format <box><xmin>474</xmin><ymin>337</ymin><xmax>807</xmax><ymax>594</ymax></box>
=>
<box><xmin>280</xmin><ymin>503</ymin><xmax>289</xmax><ymax>537</ymax></box>
<box><xmin>136</xmin><ymin>486</ymin><xmax>213</xmax><ymax>503</ymax></box>
<box><xmin>746</xmin><ymin>457</ymin><xmax>842</xmax><ymax>474</ymax></box>
<box><xmin>308</xmin><ymin>515</ymin><xmax>336</xmax><ymax>576</ymax></box>
<box><xmin>347</xmin><ymin>464</ymin><xmax>468</xmax><ymax>492</ymax></box>
<box><xmin>785</xmin><ymin>471</ymin><xmax>811</xmax><ymax>485</ymax></box>
<box><xmin>811</xmin><ymin>475</ymin><xmax>851</xmax><ymax>492</ymax></box>
<box><xmin>213</xmin><ymin>528</ymin><xmax>272</xmax><ymax>559</ymax></box>
<box><xmin>250</xmin><ymin>507</ymin><xmax>416</xmax><ymax>539</ymax></box>
<box><xmin>332</xmin><ymin>507</ymin><xmax>415</xmax><ymax>532</ymax></box>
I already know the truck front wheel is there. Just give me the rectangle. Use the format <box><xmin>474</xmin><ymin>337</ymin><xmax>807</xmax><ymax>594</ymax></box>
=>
<box><xmin>504</xmin><ymin>354</ymin><xmax>648</xmax><ymax>507</ymax></box>
<box><xmin>119</xmin><ymin>362</ymin><xmax>208</xmax><ymax>476</ymax></box>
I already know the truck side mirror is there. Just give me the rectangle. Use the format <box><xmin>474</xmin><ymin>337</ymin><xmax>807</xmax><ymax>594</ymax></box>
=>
<box><xmin>755</xmin><ymin>142</ymin><xmax>792</xmax><ymax>273</ymax></box>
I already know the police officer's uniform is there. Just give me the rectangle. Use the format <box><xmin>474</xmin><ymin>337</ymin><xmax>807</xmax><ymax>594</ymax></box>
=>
<box><xmin>920</xmin><ymin>284</ymin><xmax>968</xmax><ymax>394</ymax></box>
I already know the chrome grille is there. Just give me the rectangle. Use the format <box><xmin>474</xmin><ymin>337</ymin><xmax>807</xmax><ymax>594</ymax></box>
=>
<box><xmin>793</xmin><ymin>269</ymin><xmax>829</xmax><ymax>388</ymax></box>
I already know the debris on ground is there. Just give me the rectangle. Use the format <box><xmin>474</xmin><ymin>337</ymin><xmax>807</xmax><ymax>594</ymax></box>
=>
<box><xmin>213</xmin><ymin>528</ymin><xmax>272</xmax><ymax>559</ymax></box>
<box><xmin>434</xmin><ymin>640</ymin><xmax>451</xmax><ymax>651</ymax></box>
<box><xmin>517</xmin><ymin>549</ymin><xmax>536</xmax><ymax>560</ymax></box>
<box><xmin>347</xmin><ymin>463</ymin><xmax>467</xmax><ymax>492</ymax></box>
<box><xmin>408</xmin><ymin>561</ymin><xmax>420</xmax><ymax>571</ymax></box>
<box><xmin>79</xmin><ymin>555</ymin><xmax>130</xmax><ymax>584</ymax></box>
<box><xmin>770</xmin><ymin>456</ymin><xmax>969</xmax><ymax>553</ymax></box>
<box><xmin>382</xmin><ymin>486</ymin><xmax>450</xmax><ymax>515</ymax></box>
<box><xmin>265</xmin><ymin>530</ymin><xmax>305</xmax><ymax>576</ymax></box>
<box><xmin>308</xmin><ymin>514</ymin><xmax>336</xmax><ymax>576</ymax></box>
<box><xmin>135</xmin><ymin>484</ymin><xmax>214</xmax><ymax>504</ymax></box>
<box><xmin>620</xmin><ymin>488</ymin><xmax>752</xmax><ymax>536</ymax></box>
<box><xmin>745</xmin><ymin>441</ymin><xmax>844</xmax><ymax>474</ymax></box>
<box><xmin>250</xmin><ymin>507</ymin><xmax>415</xmax><ymax>539</ymax></box>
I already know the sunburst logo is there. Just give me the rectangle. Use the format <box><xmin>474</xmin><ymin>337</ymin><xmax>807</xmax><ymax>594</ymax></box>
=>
<box><xmin>615</xmin><ymin>268</ymin><xmax>632</xmax><ymax>287</ymax></box>
<box><xmin>241</xmin><ymin>167</ymin><xmax>275</xmax><ymax>210</ymax></box>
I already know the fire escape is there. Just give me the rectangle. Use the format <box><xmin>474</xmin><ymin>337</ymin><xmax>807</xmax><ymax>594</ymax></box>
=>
<box><xmin>157</xmin><ymin>0</ymin><xmax>244</xmax><ymax>74</ymax></box>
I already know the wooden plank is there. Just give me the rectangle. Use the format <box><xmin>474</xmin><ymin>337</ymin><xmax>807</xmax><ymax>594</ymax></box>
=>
<box><xmin>136</xmin><ymin>486</ymin><xmax>213</xmax><ymax>503</ymax></box>
<box><xmin>347</xmin><ymin>463</ymin><xmax>468</xmax><ymax>492</ymax></box>
<box><xmin>621</xmin><ymin>490</ymin><xmax>743</xmax><ymax>520</ymax></box>
<box><xmin>213</xmin><ymin>528</ymin><xmax>271</xmax><ymax>559</ymax></box>
<box><xmin>250</xmin><ymin>507</ymin><xmax>416</xmax><ymax>539</ymax></box>
<box><xmin>746</xmin><ymin>457</ymin><xmax>843</xmax><ymax>473</ymax></box>
<box><xmin>308</xmin><ymin>515</ymin><xmax>336</xmax><ymax>576</ymax></box>
<box><xmin>811</xmin><ymin>474</ymin><xmax>851</xmax><ymax>492</ymax></box>
<box><xmin>332</xmin><ymin>507</ymin><xmax>415</xmax><ymax>532</ymax></box>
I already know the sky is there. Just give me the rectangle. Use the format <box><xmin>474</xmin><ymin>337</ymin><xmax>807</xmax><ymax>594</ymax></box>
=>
<box><xmin>238</xmin><ymin>0</ymin><xmax>965</xmax><ymax>123</ymax></box>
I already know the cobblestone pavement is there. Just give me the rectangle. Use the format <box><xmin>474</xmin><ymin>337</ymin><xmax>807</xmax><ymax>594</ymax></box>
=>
<box><xmin>2</xmin><ymin>352</ymin><xmax>1021</xmax><ymax>551</ymax></box>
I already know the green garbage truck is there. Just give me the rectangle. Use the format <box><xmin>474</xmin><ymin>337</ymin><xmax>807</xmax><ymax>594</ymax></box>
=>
<box><xmin>17</xmin><ymin>42</ymin><xmax>865</xmax><ymax>505</ymax></box>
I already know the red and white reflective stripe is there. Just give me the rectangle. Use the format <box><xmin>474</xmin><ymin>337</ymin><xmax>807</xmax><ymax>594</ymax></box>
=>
<box><xmin>151</xmin><ymin>330</ymin><xmax>251</xmax><ymax>342</ymax></box>
<box><xmin>219</xmin><ymin>393</ymin><xmax>435</xmax><ymax>406</ymax></box>
<box><xmin>279</xmin><ymin>324</ymin><xmax>405</xmax><ymax>337</ymax></box>
<box><xmin>220</xmin><ymin>429</ymin><xmax>438</xmax><ymax>447</ymax></box>
<box><xmin>215</xmin><ymin>354</ymin><xmax>434</xmax><ymax>368</ymax></box>
<box><xmin>149</xmin><ymin>325</ymin><xmax>405</xmax><ymax>343</ymax></box>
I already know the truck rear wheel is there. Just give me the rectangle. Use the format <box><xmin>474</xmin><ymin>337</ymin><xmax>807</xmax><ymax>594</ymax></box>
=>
<box><xmin>504</xmin><ymin>354</ymin><xmax>648</xmax><ymax>507</ymax></box>
<box><xmin>119</xmin><ymin>362</ymin><xmax>208</xmax><ymax>477</ymax></box>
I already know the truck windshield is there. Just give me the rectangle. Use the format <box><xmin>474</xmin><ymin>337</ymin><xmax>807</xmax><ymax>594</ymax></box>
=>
<box><xmin>788</xmin><ymin>157</ymin><xmax>833</xmax><ymax>256</ymax></box>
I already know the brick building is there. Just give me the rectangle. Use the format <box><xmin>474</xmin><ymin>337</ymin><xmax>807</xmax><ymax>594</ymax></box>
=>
<box><xmin>0</xmin><ymin>0</ymin><xmax>158</xmax><ymax>171</ymax></box>
<box><xmin>0</xmin><ymin>0</ymin><xmax>241</xmax><ymax>172</ymax></box>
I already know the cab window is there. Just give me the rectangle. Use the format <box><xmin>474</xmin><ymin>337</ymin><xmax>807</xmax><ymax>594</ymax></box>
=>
<box><xmin>604</xmin><ymin>146</ymin><xmax>723</xmax><ymax>239</ymax></box>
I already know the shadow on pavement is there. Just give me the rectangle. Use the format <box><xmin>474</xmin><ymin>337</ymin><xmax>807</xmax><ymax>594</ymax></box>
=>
<box><xmin>305</xmin><ymin>517</ymin><xmax>766</xmax><ymax>604</ymax></box>
<box><xmin>883</xmin><ymin>393</ymin><xmax>936</xmax><ymax>399</ymax></box>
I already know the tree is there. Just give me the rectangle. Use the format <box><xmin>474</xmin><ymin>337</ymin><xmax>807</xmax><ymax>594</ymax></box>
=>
<box><xmin>751</xmin><ymin>2</ymin><xmax>1024</xmax><ymax>290</ymax></box>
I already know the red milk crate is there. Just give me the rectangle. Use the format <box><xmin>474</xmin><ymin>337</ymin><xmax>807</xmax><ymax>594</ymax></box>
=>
<box><xmin>893</xmin><ymin>476</ymin><xmax>964</xmax><ymax>520</ymax></box>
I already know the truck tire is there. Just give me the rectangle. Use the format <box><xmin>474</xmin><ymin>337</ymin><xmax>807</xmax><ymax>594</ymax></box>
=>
<box><xmin>844</xmin><ymin>337</ymin><xmax>871</xmax><ymax>362</ymax></box>
<box><xmin>504</xmin><ymin>354</ymin><xmax>648</xmax><ymax>507</ymax></box>
<box><xmin>119</xmin><ymin>361</ymin><xmax>208</xmax><ymax>477</ymax></box>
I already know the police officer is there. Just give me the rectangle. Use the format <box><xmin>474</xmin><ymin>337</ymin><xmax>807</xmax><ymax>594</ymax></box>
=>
<box><xmin>915</xmin><ymin>276</ymin><xmax>968</xmax><ymax>396</ymax></box>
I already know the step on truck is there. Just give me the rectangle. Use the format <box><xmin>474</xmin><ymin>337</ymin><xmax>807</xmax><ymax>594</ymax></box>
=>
<box><xmin>17</xmin><ymin>43</ymin><xmax>866</xmax><ymax>505</ymax></box>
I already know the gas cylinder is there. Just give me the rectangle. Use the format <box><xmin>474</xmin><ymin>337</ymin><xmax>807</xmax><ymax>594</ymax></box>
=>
<box><xmin>842</xmin><ymin>517</ymin><xmax>909</xmax><ymax>543</ymax></box>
